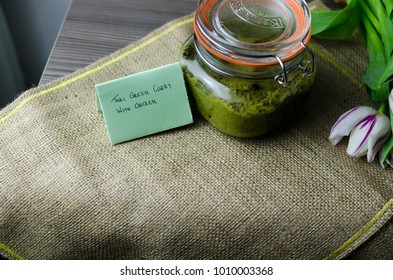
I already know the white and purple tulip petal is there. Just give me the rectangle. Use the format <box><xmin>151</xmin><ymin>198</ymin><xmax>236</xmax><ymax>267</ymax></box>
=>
<box><xmin>366</xmin><ymin>113</ymin><xmax>391</xmax><ymax>162</ymax></box>
<box><xmin>389</xmin><ymin>89</ymin><xmax>393</xmax><ymax>115</ymax></box>
<box><xmin>346</xmin><ymin>114</ymin><xmax>376</xmax><ymax>157</ymax></box>
<box><xmin>329</xmin><ymin>106</ymin><xmax>376</xmax><ymax>145</ymax></box>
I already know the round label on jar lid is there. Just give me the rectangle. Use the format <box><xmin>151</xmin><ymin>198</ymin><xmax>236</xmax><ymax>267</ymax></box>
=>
<box><xmin>214</xmin><ymin>0</ymin><xmax>293</xmax><ymax>43</ymax></box>
<box><xmin>195</xmin><ymin>0</ymin><xmax>311</xmax><ymax>66</ymax></box>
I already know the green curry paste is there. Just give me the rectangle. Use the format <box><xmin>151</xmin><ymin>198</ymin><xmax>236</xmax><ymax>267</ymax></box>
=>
<box><xmin>179</xmin><ymin>37</ymin><xmax>316</xmax><ymax>137</ymax></box>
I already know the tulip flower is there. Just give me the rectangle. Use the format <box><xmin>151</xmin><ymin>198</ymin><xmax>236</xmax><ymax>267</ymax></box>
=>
<box><xmin>329</xmin><ymin>105</ymin><xmax>391</xmax><ymax>162</ymax></box>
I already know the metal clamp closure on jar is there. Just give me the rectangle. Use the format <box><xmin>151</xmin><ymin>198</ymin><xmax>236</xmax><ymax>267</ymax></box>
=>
<box><xmin>274</xmin><ymin>36</ymin><xmax>315</xmax><ymax>87</ymax></box>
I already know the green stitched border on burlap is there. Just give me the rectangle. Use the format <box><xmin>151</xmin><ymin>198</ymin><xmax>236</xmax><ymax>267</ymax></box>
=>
<box><xmin>0</xmin><ymin>243</ymin><xmax>25</xmax><ymax>260</ymax></box>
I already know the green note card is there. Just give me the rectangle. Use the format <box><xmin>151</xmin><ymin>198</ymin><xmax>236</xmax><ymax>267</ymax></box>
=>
<box><xmin>96</xmin><ymin>63</ymin><xmax>193</xmax><ymax>145</ymax></box>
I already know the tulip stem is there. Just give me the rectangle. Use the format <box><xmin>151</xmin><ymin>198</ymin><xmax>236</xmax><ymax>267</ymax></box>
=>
<box><xmin>378</xmin><ymin>103</ymin><xmax>386</xmax><ymax>114</ymax></box>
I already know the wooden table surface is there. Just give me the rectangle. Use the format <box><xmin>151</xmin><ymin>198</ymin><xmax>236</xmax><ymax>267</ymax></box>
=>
<box><xmin>39</xmin><ymin>0</ymin><xmax>198</xmax><ymax>84</ymax></box>
<box><xmin>39</xmin><ymin>0</ymin><xmax>341</xmax><ymax>85</ymax></box>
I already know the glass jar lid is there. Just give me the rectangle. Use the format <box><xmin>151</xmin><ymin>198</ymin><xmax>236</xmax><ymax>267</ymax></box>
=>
<box><xmin>194</xmin><ymin>0</ymin><xmax>311</xmax><ymax>66</ymax></box>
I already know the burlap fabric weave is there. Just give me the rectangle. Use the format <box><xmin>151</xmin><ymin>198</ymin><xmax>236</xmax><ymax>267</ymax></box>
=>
<box><xmin>1</xmin><ymin>1</ymin><xmax>393</xmax><ymax>260</ymax></box>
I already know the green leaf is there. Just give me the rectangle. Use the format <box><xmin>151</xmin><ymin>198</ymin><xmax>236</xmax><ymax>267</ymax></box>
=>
<box><xmin>361</xmin><ymin>13</ymin><xmax>385</xmax><ymax>61</ymax></box>
<box><xmin>311</xmin><ymin>0</ymin><xmax>361</xmax><ymax>39</ymax></box>
<box><xmin>378</xmin><ymin>54</ymin><xmax>393</xmax><ymax>87</ymax></box>
<box><xmin>382</xmin><ymin>0</ymin><xmax>393</xmax><ymax>18</ymax></box>
<box><xmin>359</xmin><ymin>0</ymin><xmax>381</xmax><ymax>34</ymax></box>
<box><xmin>374</xmin><ymin>83</ymin><xmax>390</xmax><ymax>104</ymax></box>
<box><xmin>357</xmin><ymin>20</ymin><xmax>367</xmax><ymax>43</ymax></box>
<box><xmin>362</xmin><ymin>14</ymin><xmax>386</xmax><ymax>91</ymax></box>
<box><xmin>311</xmin><ymin>10</ymin><xmax>342</xmax><ymax>35</ymax></box>
<box><xmin>362</xmin><ymin>13</ymin><xmax>390</xmax><ymax>105</ymax></box>
<box><xmin>363</xmin><ymin>61</ymin><xmax>386</xmax><ymax>91</ymax></box>
<box><xmin>380</xmin><ymin>106</ymin><xmax>393</xmax><ymax>165</ymax></box>
<box><xmin>380</xmin><ymin>134</ymin><xmax>393</xmax><ymax>165</ymax></box>
<box><xmin>376</xmin><ymin>6</ymin><xmax>393</xmax><ymax>60</ymax></box>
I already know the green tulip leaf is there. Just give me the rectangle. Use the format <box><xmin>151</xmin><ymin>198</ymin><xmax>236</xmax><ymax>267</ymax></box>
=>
<box><xmin>311</xmin><ymin>0</ymin><xmax>361</xmax><ymax>39</ymax></box>
<box><xmin>378</xmin><ymin>54</ymin><xmax>393</xmax><ymax>88</ymax></box>
<box><xmin>382</xmin><ymin>0</ymin><xmax>393</xmax><ymax>18</ymax></box>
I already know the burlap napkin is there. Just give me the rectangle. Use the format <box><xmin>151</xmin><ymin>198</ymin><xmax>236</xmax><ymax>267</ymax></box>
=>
<box><xmin>1</xmin><ymin>1</ymin><xmax>393</xmax><ymax>260</ymax></box>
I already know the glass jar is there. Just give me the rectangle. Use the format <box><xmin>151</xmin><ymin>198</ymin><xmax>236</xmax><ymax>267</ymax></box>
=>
<box><xmin>179</xmin><ymin>0</ymin><xmax>316</xmax><ymax>137</ymax></box>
